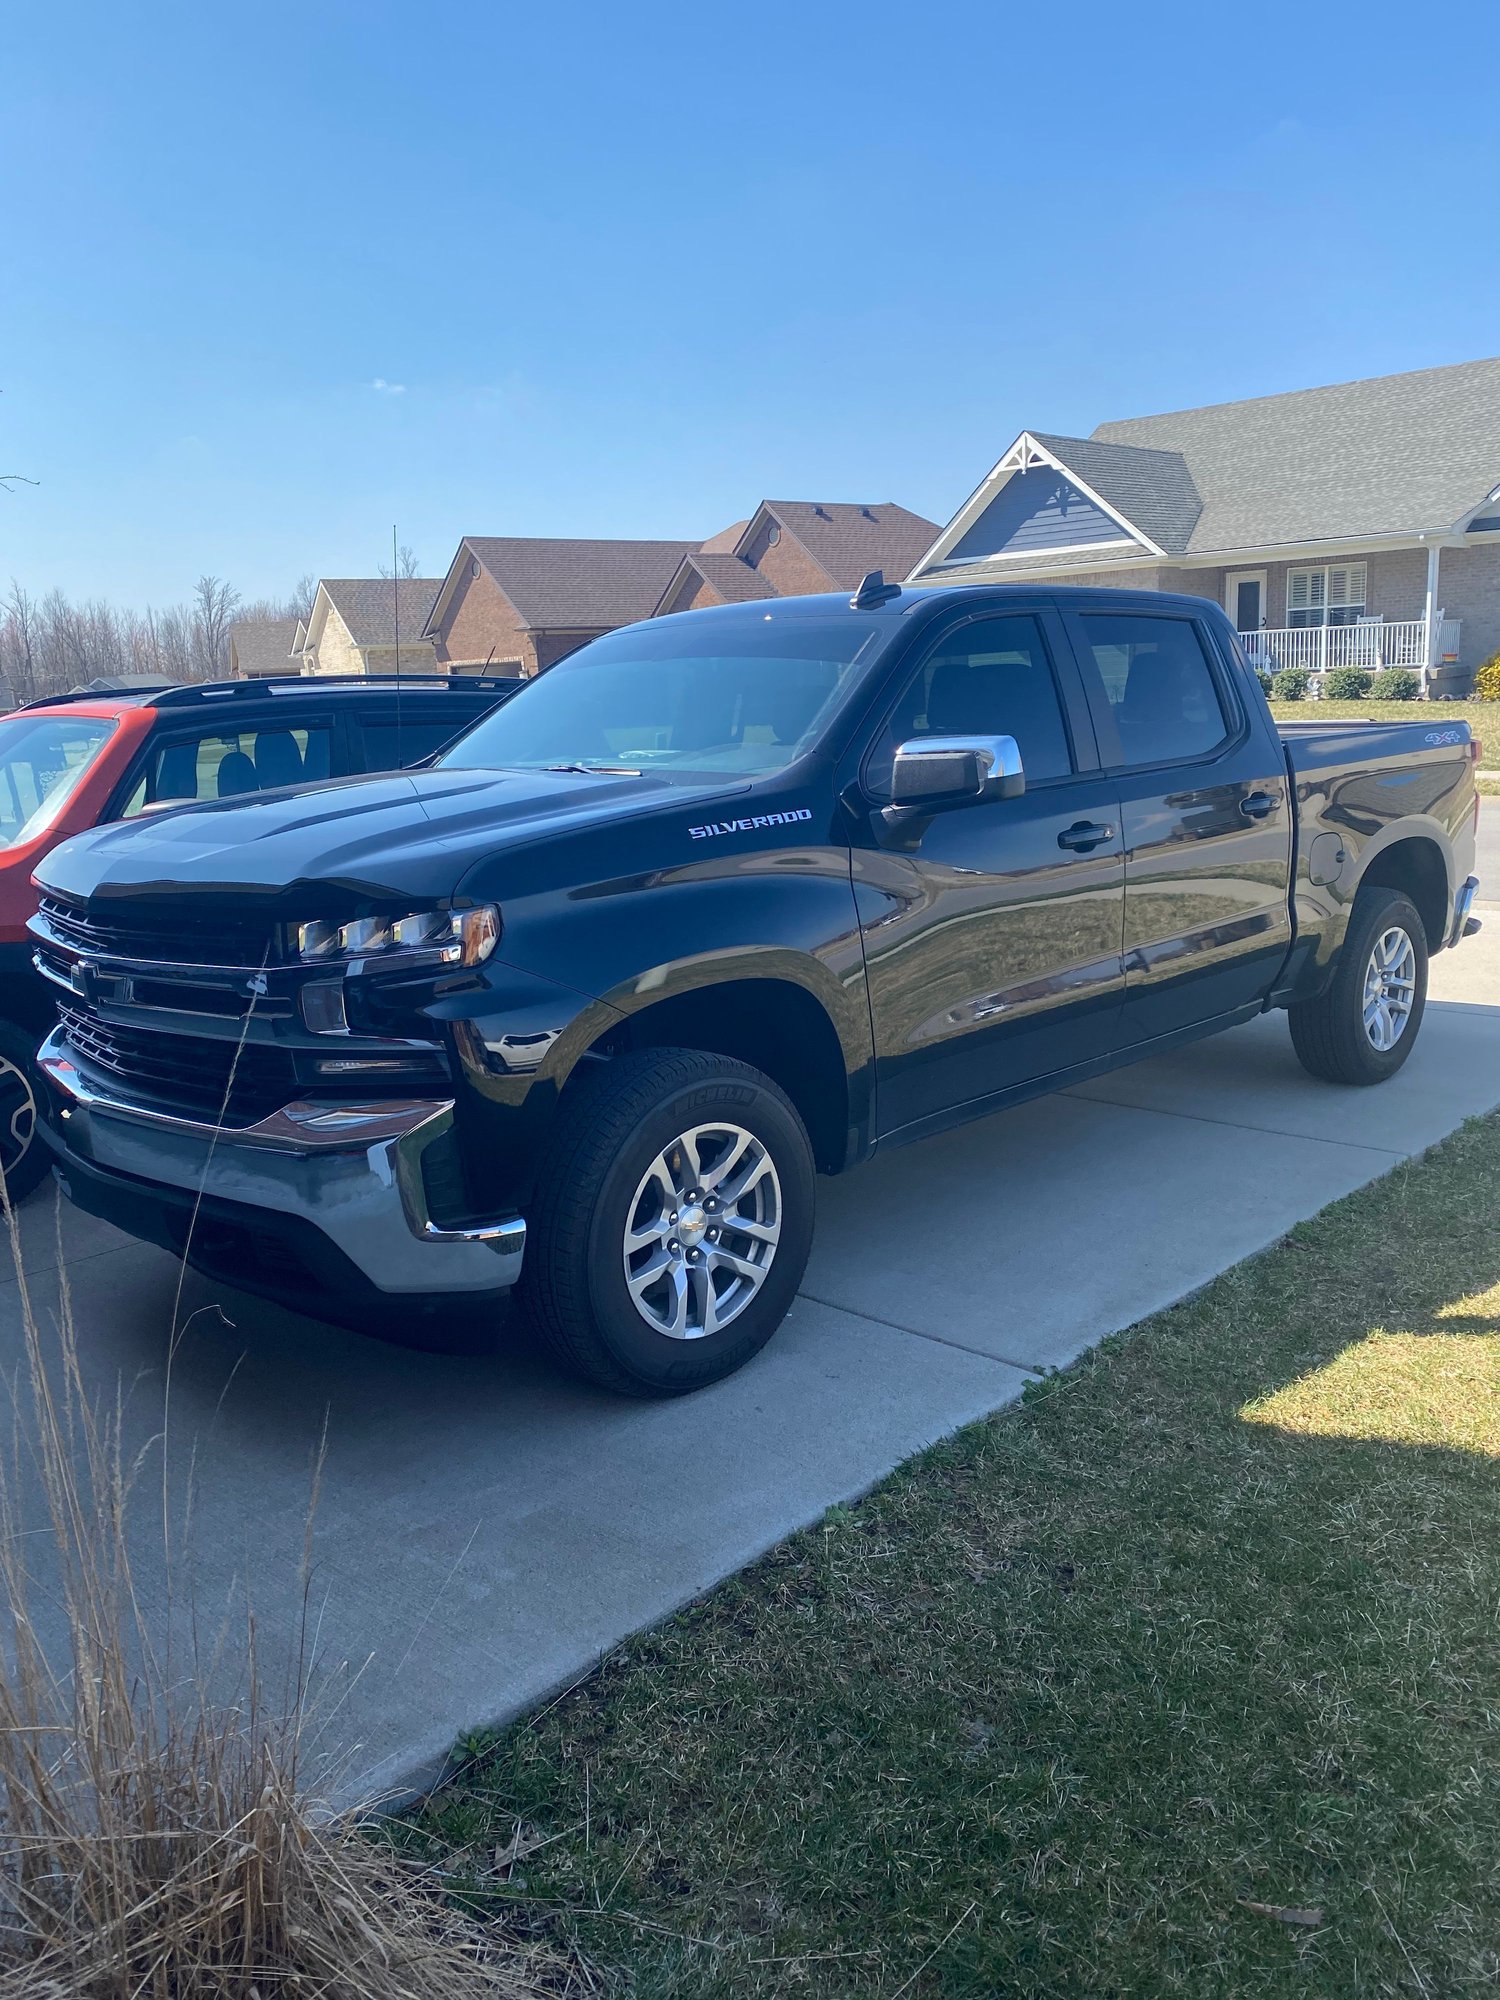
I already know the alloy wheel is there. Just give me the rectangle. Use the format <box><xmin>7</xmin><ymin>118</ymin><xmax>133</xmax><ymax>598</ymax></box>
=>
<box><xmin>622</xmin><ymin>1121</ymin><xmax>782</xmax><ymax>1340</ymax></box>
<box><xmin>1362</xmin><ymin>925</ymin><xmax>1417</xmax><ymax>1052</ymax></box>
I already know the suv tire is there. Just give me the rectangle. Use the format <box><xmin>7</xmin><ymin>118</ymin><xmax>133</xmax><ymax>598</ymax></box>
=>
<box><xmin>519</xmin><ymin>1048</ymin><xmax>816</xmax><ymax>1395</ymax></box>
<box><xmin>1289</xmin><ymin>885</ymin><xmax>1429</xmax><ymax>1086</ymax></box>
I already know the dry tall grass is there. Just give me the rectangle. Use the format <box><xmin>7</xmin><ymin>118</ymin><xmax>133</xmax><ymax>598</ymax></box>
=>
<box><xmin>0</xmin><ymin>1198</ymin><xmax>580</xmax><ymax>1998</ymax></box>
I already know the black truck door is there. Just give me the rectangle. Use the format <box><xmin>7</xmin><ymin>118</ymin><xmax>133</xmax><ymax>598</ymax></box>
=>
<box><xmin>853</xmin><ymin>605</ymin><xmax>1125</xmax><ymax>1139</ymax></box>
<box><xmin>1061</xmin><ymin>604</ymin><xmax>1294</xmax><ymax>1045</ymax></box>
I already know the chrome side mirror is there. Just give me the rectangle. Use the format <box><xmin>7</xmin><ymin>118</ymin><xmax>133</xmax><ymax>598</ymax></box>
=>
<box><xmin>888</xmin><ymin>734</ymin><xmax>1025</xmax><ymax>811</ymax></box>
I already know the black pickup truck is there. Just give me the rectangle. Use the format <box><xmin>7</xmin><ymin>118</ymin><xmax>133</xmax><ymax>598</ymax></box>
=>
<box><xmin>29</xmin><ymin>582</ymin><xmax>1482</xmax><ymax>1394</ymax></box>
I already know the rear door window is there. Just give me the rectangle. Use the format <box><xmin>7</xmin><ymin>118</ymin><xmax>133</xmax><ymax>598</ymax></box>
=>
<box><xmin>354</xmin><ymin>711</ymin><xmax>479</xmax><ymax>771</ymax></box>
<box><xmin>118</xmin><ymin>721</ymin><xmax>334</xmax><ymax>815</ymax></box>
<box><xmin>1070</xmin><ymin>613</ymin><xmax>1233</xmax><ymax>768</ymax></box>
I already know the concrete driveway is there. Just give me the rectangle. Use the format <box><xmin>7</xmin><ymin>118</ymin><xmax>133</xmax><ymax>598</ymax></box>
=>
<box><xmin>3</xmin><ymin>925</ymin><xmax>1498</xmax><ymax>1807</ymax></box>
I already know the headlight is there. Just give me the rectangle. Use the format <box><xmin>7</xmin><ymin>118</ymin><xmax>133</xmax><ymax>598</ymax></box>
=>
<box><xmin>295</xmin><ymin>905</ymin><xmax>499</xmax><ymax>967</ymax></box>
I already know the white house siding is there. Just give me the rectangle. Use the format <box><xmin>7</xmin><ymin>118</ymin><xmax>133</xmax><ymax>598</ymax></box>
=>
<box><xmin>1436</xmin><ymin>542</ymin><xmax>1500</xmax><ymax>672</ymax></box>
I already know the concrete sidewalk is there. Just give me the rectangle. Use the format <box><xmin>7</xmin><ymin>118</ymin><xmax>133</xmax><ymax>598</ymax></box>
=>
<box><xmin>3</xmin><ymin>928</ymin><xmax>1497</xmax><ymax>1807</ymax></box>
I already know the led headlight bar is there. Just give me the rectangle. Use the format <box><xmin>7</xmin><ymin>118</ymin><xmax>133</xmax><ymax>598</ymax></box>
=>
<box><xmin>294</xmin><ymin>905</ymin><xmax>499</xmax><ymax>967</ymax></box>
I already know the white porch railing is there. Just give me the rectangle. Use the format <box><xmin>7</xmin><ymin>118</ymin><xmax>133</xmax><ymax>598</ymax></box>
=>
<box><xmin>1241</xmin><ymin>615</ymin><xmax>1462</xmax><ymax>689</ymax></box>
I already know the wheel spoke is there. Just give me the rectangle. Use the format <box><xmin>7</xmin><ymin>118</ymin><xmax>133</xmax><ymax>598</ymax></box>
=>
<box><xmin>626</xmin><ymin>1246</ymin><xmax>673</xmax><ymax>1299</ymax></box>
<box><xmin>716</xmin><ymin>1148</ymin><xmax>774</xmax><ymax>1210</ymax></box>
<box><xmin>708</xmin><ymin>1244</ymin><xmax>764</xmax><ymax>1285</ymax></box>
<box><xmin>700</xmin><ymin>1128</ymin><xmax>752</xmax><ymax>1194</ymax></box>
<box><xmin>721</xmin><ymin>1213</ymin><xmax>779</xmax><ymax>1245</ymax></box>
<box><xmin>688</xmin><ymin>1262</ymin><xmax>719</xmax><ymax>1337</ymax></box>
<box><xmin>659</xmin><ymin>1263</ymin><xmax>690</xmax><ymax>1338</ymax></box>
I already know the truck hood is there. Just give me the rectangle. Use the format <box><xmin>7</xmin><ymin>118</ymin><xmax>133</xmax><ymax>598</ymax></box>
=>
<box><xmin>36</xmin><ymin>765</ymin><xmax>751</xmax><ymax>914</ymax></box>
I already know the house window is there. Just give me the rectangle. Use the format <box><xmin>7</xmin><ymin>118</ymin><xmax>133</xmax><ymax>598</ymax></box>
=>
<box><xmin>1286</xmin><ymin>562</ymin><xmax>1367</xmax><ymax>629</ymax></box>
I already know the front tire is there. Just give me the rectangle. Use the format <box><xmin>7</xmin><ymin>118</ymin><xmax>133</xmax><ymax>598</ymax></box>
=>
<box><xmin>520</xmin><ymin>1048</ymin><xmax>815</xmax><ymax>1396</ymax></box>
<box><xmin>0</xmin><ymin>1020</ymin><xmax>48</xmax><ymax>1207</ymax></box>
<box><xmin>1288</xmin><ymin>886</ymin><xmax>1429</xmax><ymax>1086</ymax></box>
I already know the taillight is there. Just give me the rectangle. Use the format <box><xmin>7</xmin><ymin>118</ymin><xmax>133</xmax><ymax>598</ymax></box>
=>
<box><xmin>1470</xmin><ymin>737</ymin><xmax>1483</xmax><ymax>763</ymax></box>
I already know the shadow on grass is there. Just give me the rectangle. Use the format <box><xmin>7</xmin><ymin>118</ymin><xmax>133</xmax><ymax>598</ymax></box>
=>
<box><xmin>413</xmin><ymin>1114</ymin><xmax>1500</xmax><ymax>1999</ymax></box>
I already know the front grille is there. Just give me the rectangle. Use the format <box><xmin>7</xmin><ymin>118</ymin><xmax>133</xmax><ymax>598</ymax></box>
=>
<box><xmin>58</xmin><ymin>1004</ymin><xmax>297</xmax><ymax>1127</ymax></box>
<box><xmin>38</xmin><ymin>894</ymin><xmax>277</xmax><ymax>968</ymax></box>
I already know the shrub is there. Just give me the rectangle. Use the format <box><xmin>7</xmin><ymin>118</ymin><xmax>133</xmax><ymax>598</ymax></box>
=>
<box><xmin>1476</xmin><ymin>653</ymin><xmax>1500</xmax><ymax>701</ymax></box>
<box><xmin>1322</xmin><ymin>667</ymin><xmax>1373</xmax><ymax>700</ymax></box>
<box><xmin>1370</xmin><ymin>668</ymin><xmax>1420</xmax><ymax>701</ymax></box>
<box><xmin>0</xmin><ymin>1249</ymin><xmax>574</xmax><ymax>1997</ymax></box>
<box><xmin>1272</xmin><ymin>668</ymin><xmax>1310</xmax><ymax>702</ymax></box>
<box><xmin>1254</xmin><ymin>666</ymin><xmax>1274</xmax><ymax>696</ymax></box>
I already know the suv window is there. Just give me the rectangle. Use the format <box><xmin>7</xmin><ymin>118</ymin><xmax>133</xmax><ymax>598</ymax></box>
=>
<box><xmin>358</xmin><ymin>715</ymin><xmax>471</xmax><ymax>769</ymax></box>
<box><xmin>1074</xmin><ymin>613</ymin><xmax>1230</xmax><ymax>767</ymax></box>
<box><xmin>120</xmin><ymin>721</ymin><xmax>332</xmax><ymax>815</ymax></box>
<box><xmin>866</xmin><ymin>613</ymin><xmax>1074</xmax><ymax>798</ymax></box>
<box><xmin>0</xmin><ymin>713</ymin><xmax>117</xmax><ymax>848</ymax></box>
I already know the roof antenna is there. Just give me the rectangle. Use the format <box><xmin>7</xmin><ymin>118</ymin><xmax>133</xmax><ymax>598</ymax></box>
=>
<box><xmin>851</xmin><ymin>568</ymin><xmax>902</xmax><ymax>609</ymax></box>
<box><xmin>392</xmin><ymin>523</ymin><xmax>403</xmax><ymax>765</ymax></box>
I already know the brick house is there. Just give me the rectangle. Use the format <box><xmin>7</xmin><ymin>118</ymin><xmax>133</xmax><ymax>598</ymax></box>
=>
<box><xmin>651</xmin><ymin>501</ymin><xmax>940</xmax><ymax>616</ymax></box>
<box><xmin>908</xmin><ymin>357</ymin><xmax>1500</xmax><ymax>691</ymax></box>
<box><xmin>423</xmin><ymin>540</ymin><xmax>698</xmax><ymax>677</ymax></box>
<box><xmin>423</xmin><ymin>502</ymin><xmax>940</xmax><ymax>675</ymax></box>
<box><xmin>296</xmin><ymin>579</ymin><xmax>441</xmax><ymax>677</ymax></box>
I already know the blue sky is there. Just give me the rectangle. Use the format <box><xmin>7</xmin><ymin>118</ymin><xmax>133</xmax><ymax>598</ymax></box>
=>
<box><xmin>4</xmin><ymin>0</ymin><xmax>1498</xmax><ymax>605</ymax></box>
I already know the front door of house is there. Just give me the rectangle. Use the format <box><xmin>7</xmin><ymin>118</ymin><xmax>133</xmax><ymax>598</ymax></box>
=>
<box><xmin>1225</xmin><ymin>571</ymin><xmax>1266</xmax><ymax>635</ymax></box>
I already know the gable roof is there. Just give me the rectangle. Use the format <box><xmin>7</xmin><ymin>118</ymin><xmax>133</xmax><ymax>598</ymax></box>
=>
<box><xmin>1027</xmin><ymin>434</ymin><xmax>1203</xmax><ymax>554</ymax></box>
<box><xmin>660</xmin><ymin>552</ymin><xmax>779</xmax><ymax>610</ymax></box>
<box><xmin>436</xmin><ymin>538</ymin><xmax>700</xmax><ymax>634</ymax></box>
<box><xmin>918</xmin><ymin>357</ymin><xmax>1500</xmax><ymax>576</ymax></box>
<box><xmin>758</xmin><ymin>500</ymin><xmax>940</xmax><ymax>587</ymax></box>
<box><xmin>319</xmin><ymin>578</ymin><xmax>442</xmax><ymax>647</ymax></box>
<box><xmin>228</xmin><ymin>616</ymin><xmax>300</xmax><ymax>677</ymax></box>
<box><xmin>1090</xmin><ymin>357</ymin><xmax>1500</xmax><ymax>552</ymax></box>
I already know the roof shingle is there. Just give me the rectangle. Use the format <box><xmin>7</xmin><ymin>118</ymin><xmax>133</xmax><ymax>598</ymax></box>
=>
<box><xmin>1090</xmin><ymin>357</ymin><xmax>1500</xmax><ymax>552</ymax></box>
<box><xmin>321</xmin><ymin>579</ymin><xmax>442</xmax><ymax>647</ymax></box>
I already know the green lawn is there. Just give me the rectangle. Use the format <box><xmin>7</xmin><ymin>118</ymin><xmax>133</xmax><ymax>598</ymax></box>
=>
<box><xmin>414</xmin><ymin>1117</ymin><xmax>1500</xmax><ymax>1997</ymax></box>
<box><xmin>1268</xmin><ymin>697</ymin><xmax>1493</xmax><ymax>731</ymax></box>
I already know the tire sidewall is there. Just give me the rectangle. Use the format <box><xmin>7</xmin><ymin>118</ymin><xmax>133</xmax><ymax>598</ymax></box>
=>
<box><xmin>580</xmin><ymin>1070</ymin><xmax>815</xmax><ymax>1392</ymax></box>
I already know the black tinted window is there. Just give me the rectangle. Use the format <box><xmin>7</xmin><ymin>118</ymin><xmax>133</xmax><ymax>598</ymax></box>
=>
<box><xmin>1076</xmin><ymin>614</ymin><xmax>1230</xmax><ymax>766</ymax></box>
<box><xmin>868</xmin><ymin>614</ymin><xmax>1073</xmax><ymax>797</ymax></box>
<box><xmin>358</xmin><ymin>717</ymin><xmax>468</xmax><ymax>770</ymax></box>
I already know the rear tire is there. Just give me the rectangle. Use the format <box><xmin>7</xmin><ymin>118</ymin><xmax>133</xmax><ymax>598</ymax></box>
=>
<box><xmin>519</xmin><ymin>1048</ymin><xmax>815</xmax><ymax>1396</ymax></box>
<box><xmin>1288</xmin><ymin>886</ymin><xmax>1428</xmax><ymax>1086</ymax></box>
<box><xmin>0</xmin><ymin>1020</ymin><xmax>48</xmax><ymax>1207</ymax></box>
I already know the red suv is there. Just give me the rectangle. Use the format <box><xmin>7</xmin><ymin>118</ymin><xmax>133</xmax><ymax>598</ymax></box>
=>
<box><xmin>0</xmin><ymin>674</ymin><xmax>519</xmax><ymax>1201</ymax></box>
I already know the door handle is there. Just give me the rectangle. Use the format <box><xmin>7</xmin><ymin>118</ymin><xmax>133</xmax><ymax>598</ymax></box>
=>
<box><xmin>1057</xmin><ymin>820</ymin><xmax>1116</xmax><ymax>852</ymax></box>
<box><xmin>1238</xmin><ymin>791</ymin><xmax>1278</xmax><ymax>821</ymax></box>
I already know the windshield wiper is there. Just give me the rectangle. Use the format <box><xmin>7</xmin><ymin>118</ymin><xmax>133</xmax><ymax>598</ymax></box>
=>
<box><xmin>544</xmin><ymin>762</ymin><xmax>643</xmax><ymax>776</ymax></box>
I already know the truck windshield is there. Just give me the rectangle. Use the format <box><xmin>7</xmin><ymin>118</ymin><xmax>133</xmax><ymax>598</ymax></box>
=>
<box><xmin>439</xmin><ymin>617</ymin><xmax>886</xmax><ymax>777</ymax></box>
<box><xmin>0</xmin><ymin>713</ymin><xmax>117</xmax><ymax>850</ymax></box>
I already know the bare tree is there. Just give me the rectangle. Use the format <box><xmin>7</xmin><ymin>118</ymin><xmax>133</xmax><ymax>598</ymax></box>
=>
<box><xmin>379</xmin><ymin>544</ymin><xmax>421</xmax><ymax>580</ymax></box>
<box><xmin>2</xmin><ymin>583</ymin><xmax>39</xmax><ymax>702</ymax></box>
<box><xmin>191</xmin><ymin>575</ymin><xmax>241</xmax><ymax>680</ymax></box>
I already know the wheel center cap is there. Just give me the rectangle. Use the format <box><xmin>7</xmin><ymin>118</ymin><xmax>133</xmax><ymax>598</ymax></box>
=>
<box><xmin>677</xmin><ymin>1203</ymin><xmax>708</xmax><ymax>1247</ymax></box>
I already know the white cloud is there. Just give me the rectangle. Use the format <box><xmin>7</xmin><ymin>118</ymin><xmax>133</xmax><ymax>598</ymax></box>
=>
<box><xmin>370</xmin><ymin>377</ymin><xmax>406</xmax><ymax>394</ymax></box>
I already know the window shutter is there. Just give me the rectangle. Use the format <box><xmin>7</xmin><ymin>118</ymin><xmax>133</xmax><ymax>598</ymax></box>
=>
<box><xmin>1288</xmin><ymin>569</ymin><xmax>1324</xmax><ymax>612</ymax></box>
<box><xmin>1328</xmin><ymin>563</ymin><xmax>1366</xmax><ymax>609</ymax></box>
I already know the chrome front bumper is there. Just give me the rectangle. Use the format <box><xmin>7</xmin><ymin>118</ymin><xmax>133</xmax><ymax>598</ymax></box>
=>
<box><xmin>35</xmin><ymin>1029</ymin><xmax>525</xmax><ymax>1296</ymax></box>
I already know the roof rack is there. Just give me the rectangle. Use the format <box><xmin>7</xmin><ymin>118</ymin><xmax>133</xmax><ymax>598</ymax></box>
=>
<box><xmin>145</xmin><ymin>673</ymin><xmax>524</xmax><ymax>708</ymax></box>
<box><xmin>15</xmin><ymin>687</ymin><xmax>164</xmax><ymax>712</ymax></box>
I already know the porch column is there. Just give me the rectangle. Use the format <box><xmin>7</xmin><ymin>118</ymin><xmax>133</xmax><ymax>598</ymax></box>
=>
<box><xmin>1423</xmin><ymin>541</ymin><xmax>1441</xmax><ymax>689</ymax></box>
